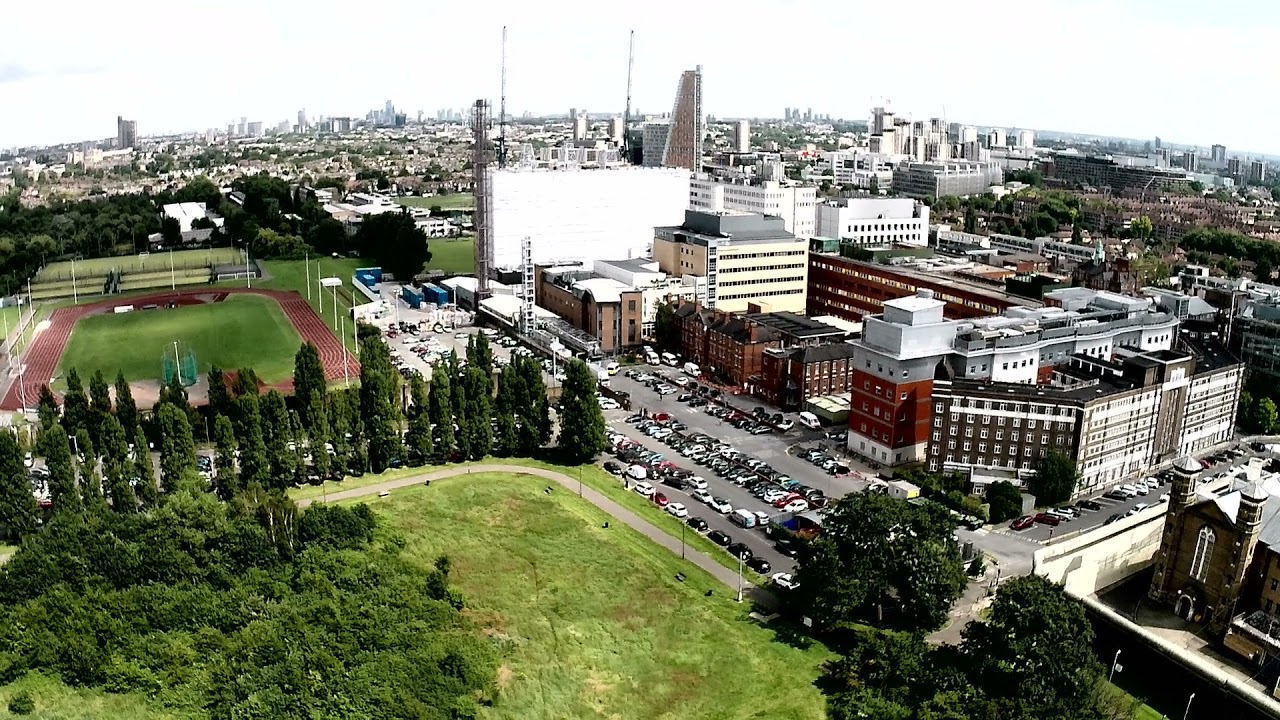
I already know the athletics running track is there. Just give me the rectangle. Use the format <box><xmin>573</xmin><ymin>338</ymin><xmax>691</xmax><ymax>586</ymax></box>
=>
<box><xmin>0</xmin><ymin>288</ymin><xmax>361</xmax><ymax>411</ymax></box>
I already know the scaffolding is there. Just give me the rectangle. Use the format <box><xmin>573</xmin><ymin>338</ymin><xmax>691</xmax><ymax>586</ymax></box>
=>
<box><xmin>519</xmin><ymin>235</ymin><xmax>536</xmax><ymax>335</ymax></box>
<box><xmin>471</xmin><ymin>99</ymin><xmax>494</xmax><ymax>301</ymax></box>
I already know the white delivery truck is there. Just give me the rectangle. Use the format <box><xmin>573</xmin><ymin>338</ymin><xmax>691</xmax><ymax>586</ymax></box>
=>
<box><xmin>682</xmin><ymin>361</ymin><xmax>700</xmax><ymax>377</ymax></box>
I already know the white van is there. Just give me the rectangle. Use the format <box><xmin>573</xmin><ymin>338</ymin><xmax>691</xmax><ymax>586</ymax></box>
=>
<box><xmin>626</xmin><ymin>464</ymin><xmax>648</xmax><ymax>480</ymax></box>
<box><xmin>606</xmin><ymin>361</ymin><xmax>620</xmax><ymax>375</ymax></box>
<box><xmin>682</xmin><ymin>361</ymin><xmax>700</xmax><ymax>377</ymax></box>
<box><xmin>597</xmin><ymin>370</ymin><xmax>610</xmax><ymax>388</ymax></box>
<box><xmin>661</xmin><ymin>352</ymin><xmax>679</xmax><ymax>367</ymax></box>
<box><xmin>730</xmin><ymin>509</ymin><xmax>757</xmax><ymax>529</ymax></box>
<box><xmin>798</xmin><ymin>411</ymin><xmax>821</xmax><ymax>430</ymax></box>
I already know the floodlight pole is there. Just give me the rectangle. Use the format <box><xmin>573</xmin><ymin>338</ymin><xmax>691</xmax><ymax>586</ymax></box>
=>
<box><xmin>173</xmin><ymin>340</ymin><xmax>181</xmax><ymax>382</ymax></box>
<box><xmin>340</xmin><ymin>316</ymin><xmax>350</xmax><ymax>387</ymax></box>
<box><xmin>332</xmin><ymin>284</ymin><xmax>338</xmax><ymax>331</ymax></box>
<box><xmin>170</xmin><ymin>248</ymin><xmax>175</xmax><ymax>290</ymax></box>
<box><xmin>70</xmin><ymin>257</ymin><xmax>78</xmax><ymax>304</ymax></box>
<box><xmin>305</xmin><ymin>251</ymin><xmax>311</xmax><ymax>300</ymax></box>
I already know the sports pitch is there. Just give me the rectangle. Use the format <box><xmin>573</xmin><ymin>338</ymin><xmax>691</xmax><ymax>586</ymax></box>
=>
<box><xmin>37</xmin><ymin>248</ymin><xmax>244</xmax><ymax>283</ymax></box>
<box><xmin>58</xmin><ymin>294</ymin><xmax>302</xmax><ymax>385</ymax></box>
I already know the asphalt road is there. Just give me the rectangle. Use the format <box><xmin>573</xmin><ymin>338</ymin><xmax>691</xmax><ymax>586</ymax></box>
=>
<box><xmin>996</xmin><ymin>448</ymin><xmax>1279</xmax><ymax>543</ymax></box>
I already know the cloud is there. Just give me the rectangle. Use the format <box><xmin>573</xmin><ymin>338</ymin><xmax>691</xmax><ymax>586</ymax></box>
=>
<box><xmin>54</xmin><ymin>64</ymin><xmax>104</xmax><ymax>78</ymax></box>
<box><xmin>0</xmin><ymin>64</ymin><xmax>35</xmax><ymax>84</ymax></box>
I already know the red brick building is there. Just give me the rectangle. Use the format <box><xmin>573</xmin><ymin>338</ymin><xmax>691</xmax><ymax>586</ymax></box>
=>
<box><xmin>757</xmin><ymin>343</ymin><xmax>859</xmax><ymax>411</ymax></box>
<box><xmin>807</xmin><ymin>252</ymin><xmax>1027</xmax><ymax>323</ymax></box>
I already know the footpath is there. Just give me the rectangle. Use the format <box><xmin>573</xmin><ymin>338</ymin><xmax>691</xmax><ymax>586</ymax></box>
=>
<box><xmin>300</xmin><ymin>463</ymin><xmax>777</xmax><ymax>608</ymax></box>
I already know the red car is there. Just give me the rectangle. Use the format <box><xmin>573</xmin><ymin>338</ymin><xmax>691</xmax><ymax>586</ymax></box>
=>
<box><xmin>653</xmin><ymin>493</ymin><xmax>669</xmax><ymax>507</ymax></box>
<box><xmin>772</xmin><ymin>492</ymin><xmax>803</xmax><ymax>508</ymax></box>
<box><xmin>1034</xmin><ymin>512</ymin><xmax>1061</xmax><ymax>527</ymax></box>
<box><xmin>1010</xmin><ymin>515</ymin><xmax>1035</xmax><ymax>531</ymax></box>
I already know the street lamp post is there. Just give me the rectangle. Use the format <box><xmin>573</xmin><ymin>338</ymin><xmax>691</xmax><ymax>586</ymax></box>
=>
<box><xmin>1109</xmin><ymin>649</ymin><xmax>1122</xmax><ymax>682</ymax></box>
<box><xmin>1183</xmin><ymin>693</ymin><xmax>1195</xmax><ymax>720</ymax></box>
<box><xmin>736</xmin><ymin>553</ymin><xmax>743</xmax><ymax>603</ymax></box>
<box><xmin>681</xmin><ymin>521</ymin><xmax>686</xmax><ymax>559</ymax></box>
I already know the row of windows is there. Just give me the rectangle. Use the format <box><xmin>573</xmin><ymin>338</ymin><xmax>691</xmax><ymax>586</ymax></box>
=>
<box><xmin>719</xmin><ymin>288</ymin><xmax>803</xmax><ymax>301</ymax></box>
<box><xmin>932</xmin><ymin>443</ymin><xmax>1035</xmax><ymax>457</ymax></box>
<box><xmin>719</xmin><ymin>250</ymin><xmax>806</xmax><ymax>260</ymax></box>
<box><xmin>809</xmin><ymin>260</ymin><xmax>1005</xmax><ymax>314</ymax></box>
<box><xmin>719</xmin><ymin>263</ymin><xmax>806</xmax><ymax>275</ymax></box>
<box><xmin>938</xmin><ymin>400</ymin><xmax>1075</xmax><ymax>418</ymax></box>
<box><xmin>932</xmin><ymin>431</ymin><xmax>1065</xmax><ymax>446</ymax></box>
<box><xmin>719</xmin><ymin>275</ymin><xmax>804</xmax><ymax>288</ymax></box>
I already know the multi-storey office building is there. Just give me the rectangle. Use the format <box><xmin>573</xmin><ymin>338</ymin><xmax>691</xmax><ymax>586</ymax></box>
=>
<box><xmin>807</xmin><ymin>253</ymin><xmax>1031</xmax><ymax>322</ymax></box>
<box><xmin>927</xmin><ymin>340</ymin><xmax>1242</xmax><ymax>498</ymax></box>
<box><xmin>845</xmin><ymin>287</ymin><xmax>1182</xmax><ymax>466</ymax></box>
<box><xmin>815</xmin><ymin>198</ymin><xmax>930</xmax><ymax>247</ymax></box>
<box><xmin>892</xmin><ymin>161</ymin><xmax>1004</xmax><ymax>199</ymax></box>
<box><xmin>653</xmin><ymin>210</ymin><xmax>808</xmax><ymax>313</ymax></box>
<box><xmin>1049</xmin><ymin>153</ymin><xmax>1192</xmax><ymax>194</ymax></box>
<box><xmin>689</xmin><ymin>174</ymin><xmax>817</xmax><ymax>237</ymax></box>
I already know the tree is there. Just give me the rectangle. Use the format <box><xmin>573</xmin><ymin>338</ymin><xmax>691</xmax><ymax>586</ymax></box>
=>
<box><xmin>87</xmin><ymin>369</ymin><xmax>113</xmax><ymax>446</ymax></box>
<box><xmin>157</xmin><ymin>403</ymin><xmax>196</xmax><ymax>489</ymax></box>
<box><xmin>359</xmin><ymin>336</ymin><xmax>402</xmax><ymax>472</ymax></box>
<box><xmin>233</xmin><ymin>393</ymin><xmax>269</xmax><ymax>489</ymax></box>
<box><xmin>1257</xmin><ymin>258</ymin><xmax>1274</xmax><ymax>282</ymax></box>
<box><xmin>36</xmin><ymin>385</ymin><xmax>59</xmax><ymax>429</ymax></box>
<box><xmin>963</xmin><ymin>205</ymin><xmax>977</xmax><ymax>234</ymax></box>
<box><xmin>962</xmin><ymin>575</ymin><xmax>1102</xmax><ymax>719</ymax></box>
<box><xmin>404</xmin><ymin>374</ymin><xmax>433</xmax><ymax>463</ymax></box>
<box><xmin>1071</xmin><ymin>219</ymin><xmax>1083</xmax><ymax>244</ymax></box>
<box><xmin>293</xmin><ymin>342</ymin><xmax>327</xmax><ymax>432</ymax></box>
<box><xmin>0</xmin><ymin>430</ymin><xmax>38</xmax><ymax>539</ymax></box>
<box><xmin>161</xmin><ymin>215</ymin><xmax>182</xmax><ymax>244</ymax></box>
<box><xmin>470</xmin><ymin>333</ymin><xmax>494</xmax><ymax>376</ymax></box>
<box><xmin>259</xmin><ymin>390</ymin><xmax>297</xmax><ymax>488</ymax></box>
<box><xmin>62</xmin><ymin>368</ymin><xmax>90</xmax><ymax>437</ymax></box>
<box><xmin>458</xmin><ymin>366</ymin><xmax>492</xmax><ymax>461</ymax></box>
<box><xmin>212</xmin><ymin>414</ymin><xmax>239</xmax><ymax>500</ymax></box>
<box><xmin>515</xmin><ymin>355</ymin><xmax>551</xmax><ymax>451</ymax></box>
<box><xmin>132</xmin><ymin>426</ymin><xmax>158</xmax><ymax>506</ymax></box>
<box><xmin>556</xmin><ymin>359</ymin><xmax>607</xmax><ymax>464</ymax></box>
<box><xmin>39</xmin><ymin>422</ymin><xmax>80</xmax><ymax>514</ymax></box>
<box><xmin>1130</xmin><ymin>215</ymin><xmax>1153</xmax><ymax>241</ymax></box>
<box><xmin>986</xmin><ymin>480</ymin><xmax>1024</xmax><ymax>523</ymax></box>
<box><xmin>75</xmin><ymin>429</ymin><xmax>104</xmax><ymax>509</ymax></box>
<box><xmin>355</xmin><ymin>210</ymin><xmax>432</xmax><ymax>280</ymax></box>
<box><xmin>1030</xmin><ymin>449</ymin><xmax>1079</xmax><ymax>507</ymax></box>
<box><xmin>427</xmin><ymin>362</ymin><xmax>455</xmax><ymax>463</ymax></box>
<box><xmin>492</xmin><ymin>367</ymin><xmax>520</xmax><ymax>457</ymax></box>
<box><xmin>654</xmin><ymin>302</ymin><xmax>680</xmax><ymax>353</ymax></box>
<box><xmin>207</xmin><ymin>364</ymin><xmax>231</xmax><ymax>418</ymax></box>
<box><xmin>101</xmin><ymin>414</ymin><xmax>137</xmax><ymax>514</ymax></box>
<box><xmin>794</xmin><ymin>492</ymin><xmax>966</xmax><ymax>632</ymax></box>
<box><xmin>113</xmin><ymin>371</ymin><xmax>138</xmax><ymax>436</ymax></box>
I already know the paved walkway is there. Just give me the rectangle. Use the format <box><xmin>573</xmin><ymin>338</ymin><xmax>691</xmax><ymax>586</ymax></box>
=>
<box><xmin>300</xmin><ymin>463</ymin><xmax>777</xmax><ymax>607</ymax></box>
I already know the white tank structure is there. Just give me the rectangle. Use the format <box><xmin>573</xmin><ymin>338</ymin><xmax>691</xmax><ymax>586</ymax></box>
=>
<box><xmin>489</xmin><ymin>167</ymin><xmax>691</xmax><ymax>270</ymax></box>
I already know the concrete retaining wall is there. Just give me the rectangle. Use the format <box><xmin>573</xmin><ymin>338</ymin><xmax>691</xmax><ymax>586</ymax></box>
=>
<box><xmin>1034</xmin><ymin>509</ymin><xmax>1166</xmax><ymax>597</ymax></box>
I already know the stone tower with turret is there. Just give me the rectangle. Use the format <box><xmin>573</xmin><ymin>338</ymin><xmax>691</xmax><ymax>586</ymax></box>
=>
<box><xmin>1208</xmin><ymin>479</ymin><xmax>1269</xmax><ymax>634</ymax></box>
<box><xmin>1149</xmin><ymin>456</ymin><xmax>1202</xmax><ymax>603</ymax></box>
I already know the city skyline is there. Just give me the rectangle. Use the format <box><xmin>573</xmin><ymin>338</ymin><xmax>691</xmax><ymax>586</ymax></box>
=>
<box><xmin>2</xmin><ymin>0</ymin><xmax>1279</xmax><ymax>152</ymax></box>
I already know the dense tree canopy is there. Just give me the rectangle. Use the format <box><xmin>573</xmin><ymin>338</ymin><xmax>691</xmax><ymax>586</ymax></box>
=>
<box><xmin>794</xmin><ymin>492</ymin><xmax>966</xmax><ymax>632</ymax></box>
<box><xmin>556</xmin><ymin>359</ymin><xmax>607</xmax><ymax>464</ymax></box>
<box><xmin>1030</xmin><ymin>449</ymin><xmax>1079</xmax><ymax>507</ymax></box>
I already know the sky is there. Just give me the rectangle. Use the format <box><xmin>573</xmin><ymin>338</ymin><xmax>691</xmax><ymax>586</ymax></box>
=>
<box><xmin>3</xmin><ymin>0</ymin><xmax>1280</xmax><ymax>153</ymax></box>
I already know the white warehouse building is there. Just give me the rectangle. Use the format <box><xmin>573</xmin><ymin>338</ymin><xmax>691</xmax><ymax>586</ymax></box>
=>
<box><xmin>490</xmin><ymin>167</ymin><xmax>690</xmax><ymax>269</ymax></box>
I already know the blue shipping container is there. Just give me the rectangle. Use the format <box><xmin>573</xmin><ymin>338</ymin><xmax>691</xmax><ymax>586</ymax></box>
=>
<box><xmin>401</xmin><ymin>286</ymin><xmax>424</xmax><ymax>309</ymax></box>
<box><xmin>422</xmin><ymin>283</ymin><xmax>448</xmax><ymax>305</ymax></box>
<box><xmin>355</xmin><ymin>267</ymin><xmax>384</xmax><ymax>284</ymax></box>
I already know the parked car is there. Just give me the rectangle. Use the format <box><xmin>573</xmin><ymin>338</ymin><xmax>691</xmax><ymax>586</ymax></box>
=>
<box><xmin>691</xmin><ymin>489</ymin><xmax>713</xmax><ymax>504</ymax></box>
<box><xmin>726</xmin><ymin>542</ymin><xmax>752</xmax><ymax>560</ymax></box>
<box><xmin>746</xmin><ymin>557</ymin><xmax>772</xmax><ymax>574</ymax></box>
<box><xmin>666</xmin><ymin>502</ymin><xmax>688</xmax><ymax>518</ymax></box>
<box><xmin>633</xmin><ymin>482</ymin><xmax>655</xmax><ymax>497</ymax></box>
<box><xmin>686</xmin><ymin>516</ymin><xmax>710</xmax><ymax>533</ymax></box>
<box><xmin>1076</xmin><ymin>499</ymin><xmax>1103</xmax><ymax>512</ymax></box>
<box><xmin>652</xmin><ymin>492</ymin><xmax>669</xmax><ymax>507</ymax></box>
<box><xmin>603</xmin><ymin>461</ymin><xmax>622</xmax><ymax>475</ymax></box>
<box><xmin>1034</xmin><ymin>512</ymin><xmax>1061</xmax><ymax>526</ymax></box>
<box><xmin>774</xmin><ymin>539</ymin><xmax>799</xmax><ymax>557</ymax></box>
<box><xmin>707</xmin><ymin>530</ymin><xmax>732</xmax><ymax>547</ymax></box>
<box><xmin>709</xmin><ymin>497</ymin><xmax>733</xmax><ymax>514</ymax></box>
<box><xmin>1011</xmin><ymin>515</ymin><xmax>1035</xmax><ymax>531</ymax></box>
<box><xmin>771</xmin><ymin>572</ymin><xmax>799</xmax><ymax>590</ymax></box>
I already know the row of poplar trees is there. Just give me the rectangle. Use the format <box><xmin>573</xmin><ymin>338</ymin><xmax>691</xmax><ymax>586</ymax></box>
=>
<box><xmin>0</xmin><ymin>328</ymin><xmax>615</xmax><ymax>540</ymax></box>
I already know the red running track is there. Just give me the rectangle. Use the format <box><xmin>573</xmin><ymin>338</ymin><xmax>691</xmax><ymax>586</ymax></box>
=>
<box><xmin>0</xmin><ymin>288</ymin><xmax>361</xmax><ymax>410</ymax></box>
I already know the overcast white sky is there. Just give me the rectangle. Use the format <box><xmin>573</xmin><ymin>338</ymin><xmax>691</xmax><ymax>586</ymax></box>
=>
<box><xmin>3</xmin><ymin>0</ymin><xmax>1279</xmax><ymax>153</ymax></box>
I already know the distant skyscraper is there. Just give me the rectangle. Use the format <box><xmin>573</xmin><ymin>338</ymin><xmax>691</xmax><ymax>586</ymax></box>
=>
<box><xmin>116</xmin><ymin>115</ymin><xmax>137</xmax><ymax>149</ymax></box>
<box><xmin>733</xmin><ymin>119</ymin><xmax>750</xmax><ymax>153</ymax></box>
<box><xmin>1211</xmin><ymin>144</ymin><xmax>1227</xmax><ymax>163</ymax></box>
<box><xmin>572</xmin><ymin>113</ymin><xmax>588</xmax><ymax>141</ymax></box>
<box><xmin>660</xmin><ymin>66</ymin><xmax>703</xmax><ymax>172</ymax></box>
<box><xmin>1154</xmin><ymin>136</ymin><xmax>1163</xmax><ymax>150</ymax></box>
<box><xmin>1182</xmin><ymin>150</ymin><xmax>1198</xmax><ymax>172</ymax></box>
<box><xmin>297</xmin><ymin>108</ymin><xmax>308</xmax><ymax>131</ymax></box>
<box><xmin>1251</xmin><ymin>160</ymin><xmax>1266</xmax><ymax>183</ymax></box>
<box><xmin>569</xmin><ymin>107</ymin><xmax>577</xmax><ymax>121</ymax></box>
<box><xmin>238</xmin><ymin>117</ymin><xmax>247</xmax><ymax>136</ymax></box>
<box><xmin>608</xmin><ymin>116</ymin><xmax>625</xmax><ymax>145</ymax></box>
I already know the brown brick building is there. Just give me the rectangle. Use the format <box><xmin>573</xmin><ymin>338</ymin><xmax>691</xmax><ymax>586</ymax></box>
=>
<box><xmin>807</xmin><ymin>252</ymin><xmax>1028</xmax><ymax>322</ymax></box>
<box><xmin>674</xmin><ymin>304</ymin><xmax>851</xmax><ymax>390</ymax></box>
<box><xmin>535</xmin><ymin>266</ymin><xmax>643</xmax><ymax>353</ymax></box>
<box><xmin>757</xmin><ymin>343</ymin><xmax>859</xmax><ymax>411</ymax></box>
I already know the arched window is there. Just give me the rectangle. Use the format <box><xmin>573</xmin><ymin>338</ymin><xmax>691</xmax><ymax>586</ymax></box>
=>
<box><xmin>1190</xmin><ymin>525</ymin><xmax>1216</xmax><ymax>582</ymax></box>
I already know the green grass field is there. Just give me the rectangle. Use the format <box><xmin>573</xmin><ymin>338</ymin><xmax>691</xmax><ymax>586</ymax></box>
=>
<box><xmin>58</xmin><ymin>294</ymin><xmax>302</xmax><ymax>384</ymax></box>
<box><xmin>0</xmin><ymin>672</ymin><xmax>195</xmax><ymax>720</ymax></box>
<box><xmin>37</xmin><ymin>248</ymin><xmax>243</xmax><ymax>283</ymax></box>
<box><xmin>396</xmin><ymin>194</ymin><xmax>475</xmax><ymax>211</ymax></box>
<box><xmin>426</xmin><ymin>236</ymin><xmax>476</xmax><ymax>274</ymax></box>
<box><xmin>256</xmin><ymin>258</ymin><xmax>363</xmax><ymax>353</ymax></box>
<box><xmin>368</xmin><ymin>472</ymin><xmax>831</xmax><ymax>720</ymax></box>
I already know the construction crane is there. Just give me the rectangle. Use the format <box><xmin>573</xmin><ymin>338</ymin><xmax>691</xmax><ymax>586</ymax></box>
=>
<box><xmin>623</xmin><ymin>29</ymin><xmax>634</xmax><ymax>162</ymax></box>
<box><xmin>498</xmin><ymin>26</ymin><xmax>508</xmax><ymax>168</ymax></box>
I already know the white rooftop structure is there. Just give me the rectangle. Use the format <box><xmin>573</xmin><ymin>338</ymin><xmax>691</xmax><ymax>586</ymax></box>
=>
<box><xmin>161</xmin><ymin>202</ymin><xmax>223</xmax><ymax>232</ymax></box>
<box><xmin>572</xmin><ymin>277</ymin><xmax>628</xmax><ymax>303</ymax></box>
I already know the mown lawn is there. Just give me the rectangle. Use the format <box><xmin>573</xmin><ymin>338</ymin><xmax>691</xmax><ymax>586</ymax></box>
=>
<box><xmin>395</xmin><ymin>194</ymin><xmax>474</xmax><ymax>211</ymax></box>
<box><xmin>0</xmin><ymin>671</ymin><xmax>197</xmax><ymax>719</ymax></box>
<box><xmin>366</xmin><ymin>472</ymin><xmax>830</xmax><ymax>720</ymax></box>
<box><xmin>426</xmin><ymin>236</ymin><xmax>475</xmax><ymax>274</ymax></box>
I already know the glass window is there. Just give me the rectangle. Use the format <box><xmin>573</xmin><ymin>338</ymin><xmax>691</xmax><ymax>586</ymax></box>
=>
<box><xmin>1190</xmin><ymin>526</ymin><xmax>1216</xmax><ymax>581</ymax></box>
